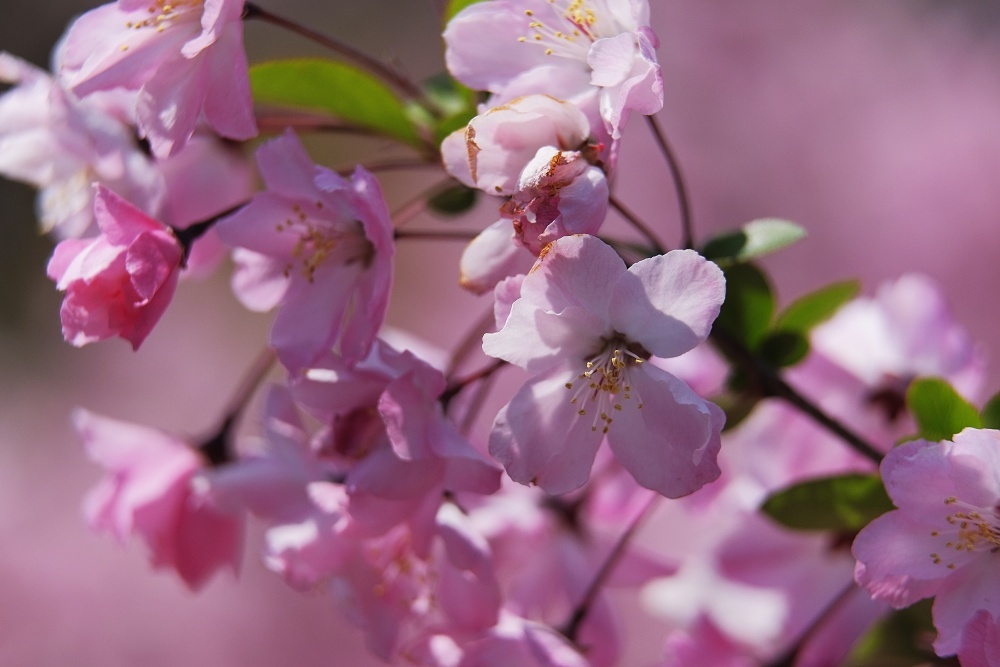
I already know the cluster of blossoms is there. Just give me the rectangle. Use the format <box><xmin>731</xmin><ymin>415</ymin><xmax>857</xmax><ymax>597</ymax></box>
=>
<box><xmin>3</xmin><ymin>1</ymin><xmax>999</xmax><ymax>665</ymax></box>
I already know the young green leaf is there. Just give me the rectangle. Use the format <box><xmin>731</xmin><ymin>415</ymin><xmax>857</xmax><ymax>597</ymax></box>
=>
<box><xmin>906</xmin><ymin>377</ymin><xmax>982</xmax><ymax>442</ymax></box>
<box><xmin>758</xmin><ymin>330</ymin><xmax>810</xmax><ymax>368</ymax></box>
<box><xmin>775</xmin><ymin>279</ymin><xmax>860</xmax><ymax>334</ymax></box>
<box><xmin>444</xmin><ymin>0</ymin><xmax>486</xmax><ymax>23</ymax></box>
<box><xmin>761</xmin><ymin>473</ymin><xmax>895</xmax><ymax>532</ymax></box>
<box><xmin>701</xmin><ymin>218</ymin><xmax>806</xmax><ymax>265</ymax></box>
<box><xmin>250</xmin><ymin>59</ymin><xmax>422</xmax><ymax>148</ymax></box>
<box><xmin>980</xmin><ymin>390</ymin><xmax>1000</xmax><ymax>430</ymax></box>
<box><xmin>428</xmin><ymin>184</ymin><xmax>478</xmax><ymax>215</ymax></box>
<box><xmin>714</xmin><ymin>263</ymin><xmax>775</xmax><ymax>351</ymax></box>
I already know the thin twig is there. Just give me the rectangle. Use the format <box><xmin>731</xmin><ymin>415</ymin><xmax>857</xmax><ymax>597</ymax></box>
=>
<box><xmin>394</xmin><ymin>229</ymin><xmax>478</xmax><ymax>242</ymax></box>
<box><xmin>244</xmin><ymin>3</ymin><xmax>429</xmax><ymax>106</ymax></box>
<box><xmin>646</xmin><ymin>115</ymin><xmax>694</xmax><ymax>249</ymax></box>
<box><xmin>561</xmin><ymin>491</ymin><xmax>660</xmax><ymax>642</ymax></box>
<box><xmin>609</xmin><ymin>194</ymin><xmax>668</xmax><ymax>255</ymax></box>
<box><xmin>198</xmin><ymin>347</ymin><xmax>278</xmax><ymax>466</ymax></box>
<box><xmin>764</xmin><ymin>581</ymin><xmax>858</xmax><ymax>667</ymax></box>
<box><xmin>711</xmin><ymin>329</ymin><xmax>883</xmax><ymax>464</ymax></box>
<box><xmin>441</xmin><ymin>358</ymin><xmax>507</xmax><ymax>409</ymax></box>
<box><xmin>172</xmin><ymin>201</ymin><xmax>248</xmax><ymax>266</ymax></box>
<box><xmin>446</xmin><ymin>307</ymin><xmax>502</xmax><ymax>376</ymax></box>
<box><xmin>390</xmin><ymin>179</ymin><xmax>459</xmax><ymax>228</ymax></box>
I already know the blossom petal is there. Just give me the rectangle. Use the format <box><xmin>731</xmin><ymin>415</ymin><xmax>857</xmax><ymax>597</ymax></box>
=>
<box><xmin>488</xmin><ymin>364</ymin><xmax>603</xmax><ymax>495</ymax></box>
<box><xmin>610</xmin><ymin>249</ymin><xmax>725</xmax><ymax>359</ymax></box>
<box><xmin>607</xmin><ymin>363</ymin><xmax>723</xmax><ymax>498</ymax></box>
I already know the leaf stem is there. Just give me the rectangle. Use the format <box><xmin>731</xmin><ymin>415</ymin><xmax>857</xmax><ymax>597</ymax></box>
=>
<box><xmin>646</xmin><ymin>114</ymin><xmax>694</xmax><ymax>249</ymax></box>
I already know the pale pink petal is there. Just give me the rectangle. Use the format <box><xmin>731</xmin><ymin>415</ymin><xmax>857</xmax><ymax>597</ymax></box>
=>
<box><xmin>488</xmin><ymin>364</ymin><xmax>604</xmax><ymax>495</ymax></box>
<box><xmin>460</xmin><ymin>219</ymin><xmax>534</xmax><ymax>295</ymax></box>
<box><xmin>610</xmin><ymin>249</ymin><xmax>726</xmax><ymax>359</ymax></box>
<box><xmin>520</xmin><ymin>234</ymin><xmax>624</xmax><ymax>317</ymax></box>
<box><xmin>852</xmin><ymin>511</ymin><xmax>962</xmax><ymax>599</ymax></box>
<box><xmin>608</xmin><ymin>363</ymin><xmax>724</xmax><ymax>497</ymax></box>
<box><xmin>228</xmin><ymin>249</ymin><xmax>289</xmax><ymax>312</ymax></box>
<box><xmin>932</xmin><ymin>557</ymin><xmax>1000</xmax><ymax>655</ymax></box>
<box><xmin>443</xmin><ymin>2</ymin><xmax>547</xmax><ymax>93</ymax></box>
<box><xmin>270</xmin><ymin>261</ymin><xmax>362</xmax><ymax>370</ymax></box>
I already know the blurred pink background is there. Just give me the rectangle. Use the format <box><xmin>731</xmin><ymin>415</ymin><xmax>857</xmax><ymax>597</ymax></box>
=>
<box><xmin>2</xmin><ymin>1</ymin><xmax>1000</xmax><ymax>664</ymax></box>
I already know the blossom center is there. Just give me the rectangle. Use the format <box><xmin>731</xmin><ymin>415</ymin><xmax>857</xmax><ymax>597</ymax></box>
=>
<box><xmin>276</xmin><ymin>202</ymin><xmax>373</xmax><ymax>283</ymax></box>
<box><xmin>564</xmin><ymin>337</ymin><xmax>647</xmax><ymax>434</ymax></box>
<box><xmin>928</xmin><ymin>496</ymin><xmax>1000</xmax><ymax>569</ymax></box>
<box><xmin>124</xmin><ymin>1</ymin><xmax>202</xmax><ymax>35</ymax></box>
<box><xmin>517</xmin><ymin>1</ymin><xmax>616</xmax><ymax>59</ymax></box>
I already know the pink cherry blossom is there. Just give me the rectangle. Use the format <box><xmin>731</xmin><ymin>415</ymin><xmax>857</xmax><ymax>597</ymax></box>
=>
<box><xmin>58</xmin><ymin>0</ymin><xmax>257</xmax><ymax>157</ymax></box>
<box><xmin>291</xmin><ymin>340</ymin><xmax>501</xmax><ymax>502</ymax></box>
<box><xmin>787</xmin><ymin>273</ymin><xmax>986</xmax><ymax>449</ymax></box>
<box><xmin>0</xmin><ymin>52</ymin><xmax>161</xmax><ymax>238</ymax></box>
<box><xmin>484</xmin><ymin>234</ymin><xmax>726</xmax><ymax>497</ymax></box>
<box><xmin>852</xmin><ymin>427</ymin><xmax>1000</xmax><ymax>656</ymax></box>
<box><xmin>444</xmin><ymin>0</ymin><xmax>662</xmax><ymax>140</ymax></box>
<box><xmin>47</xmin><ymin>184</ymin><xmax>182</xmax><ymax>349</ymax></box>
<box><xmin>75</xmin><ymin>409</ymin><xmax>242</xmax><ymax>590</ymax></box>
<box><xmin>215</xmin><ymin>131</ymin><xmax>395</xmax><ymax>371</ymax></box>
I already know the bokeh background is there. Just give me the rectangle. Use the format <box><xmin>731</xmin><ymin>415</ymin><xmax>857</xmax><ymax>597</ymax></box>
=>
<box><xmin>2</xmin><ymin>1</ymin><xmax>1000</xmax><ymax>664</ymax></box>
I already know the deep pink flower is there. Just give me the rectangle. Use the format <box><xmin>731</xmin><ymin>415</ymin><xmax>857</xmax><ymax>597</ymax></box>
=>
<box><xmin>444</xmin><ymin>0</ymin><xmax>662</xmax><ymax>140</ymax></box>
<box><xmin>215</xmin><ymin>131</ymin><xmax>395</xmax><ymax>371</ymax></box>
<box><xmin>852</xmin><ymin>428</ymin><xmax>1000</xmax><ymax>656</ymax></box>
<box><xmin>484</xmin><ymin>234</ymin><xmax>726</xmax><ymax>497</ymax></box>
<box><xmin>47</xmin><ymin>184</ymin><xmax>182</xmax><ymax>349</ymax></box>
<box><xmin>75</xmin><ymin>409</ymin><xmax>242</xmax><ymax>590</ymax></box>
<box><xmin>59</xmin><ymin>0</ymin><xmax>257</xmax><ymax>157</ymax></box>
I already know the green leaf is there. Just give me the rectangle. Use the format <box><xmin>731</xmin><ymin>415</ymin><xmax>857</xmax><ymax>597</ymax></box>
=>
<box><xmin>250</xmin><ymin>59</ymin><xmax>421</xmax><ymax>148</ymax></box>
<box><xmin>775</xmin><ymin>279</ymin><xmax>860</xmax><ymax>334</ymax></box>
<box><xmin>845</xmin><ymin>600</ymin><xmax>937</xmax><ymax>666</ymax></box>
<box><xmin>444</xmin><ymin>0</ymin><xmax>487</xmax><ymax>22</ymax></box>
<box><xmin>906</xmin><ymin>377</ymin><xmax>982</xmax><ymax>442</ymax></box>
<box><xmin>981</xmin><ymin>391</ymin><xmax>1000</xmax><ymax>430</ymax></box>
<box><xmin>421</xmin><ymin>73</ymin><xmax>478</xmax><ymax>144</ymax></box>
<box><xmin>428</xmin><ymin>184</ymin><xmax>478</xmax><ymax>215</ymax></box>
<box><xmin>714</xmin><ymin>263</ymin><xmax>775</xmax><ymax>351</ymax></box>
<box><xmin>761</xmin><ymin>473</ymin><xmax>895</xmax><ymax>532</ymax></box>
<box><xmin>701</xmin><ymin>218</ymin><xmax>806</xmax><ymax>265</ymax></box>
<box><xmin>758</xmin><ymin>330</ymin><xmax>809</xmax><ymax>368</ymax></box>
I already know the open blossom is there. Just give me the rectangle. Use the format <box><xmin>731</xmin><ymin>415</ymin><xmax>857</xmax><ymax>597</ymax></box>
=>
<box><xmin>484</xmin><ymin>234</ymin><xmax>726</xmax><ymax>497</ymax></box>
<box><xmin>58</xmin><ymin>0</ymin><xmax>257</xmax><ymax>157</ymax></box>
<box><xmin>787</xmin><ymin>273</ymin><xmax>985</xmax><ymax>449</ymax></box>
<box><xmin>47</xmin><ymin>184</ymin><xmax>182</xmax><ymax>349</ymax></box>
<box><xmin>0</xmin><ymin>52</ymin><xmax>161</xmax><ymax>238</ymax></box>
<box><xmin>75</xmin><ymin>409</ymin><xmax>242</xmax><ymax>590</ymax></box>
<box><xmin>444</xmin><ymin>0</ymin><xmax>662</xmax><ymax>140</ymax></box>
<box><xmin>215</xmin><ymin>131</ymin><xmax>395</xmax><ymax>371</ymax></box>
<box><xmin>291</xmin><ymin>340</ymin><xmax>501</xmax><ymax>503</ymax></box>
<box><xmin>852</xmin><ymin>427</ymin><xmax>1000</xmax><ymax>657</ymax></box>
